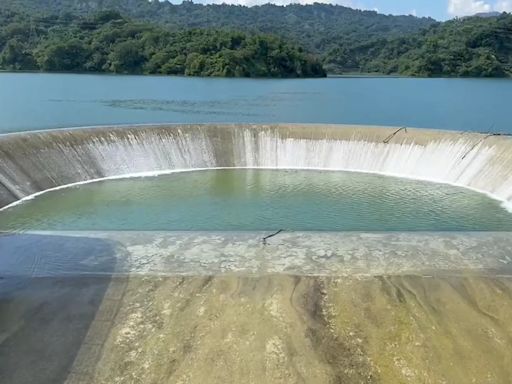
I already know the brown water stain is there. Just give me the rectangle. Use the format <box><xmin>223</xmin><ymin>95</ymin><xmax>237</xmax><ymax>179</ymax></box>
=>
<box><xmin>57</xmin><ymin>274</ymin><xmax>510</xmax><ymax>384</ymax></box>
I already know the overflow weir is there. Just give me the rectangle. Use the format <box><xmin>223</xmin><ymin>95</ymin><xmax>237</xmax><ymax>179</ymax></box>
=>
<box><xmin>1</xmin><ymin>123</ymin><xmax>512</xmax><ymax>209</ymax></box>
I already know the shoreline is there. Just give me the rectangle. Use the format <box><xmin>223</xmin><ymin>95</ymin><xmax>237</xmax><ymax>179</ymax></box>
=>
<box><xmin>1</xmin><ymin>70</ymin><xmax>511</xmax><ymax>80</ymax></box>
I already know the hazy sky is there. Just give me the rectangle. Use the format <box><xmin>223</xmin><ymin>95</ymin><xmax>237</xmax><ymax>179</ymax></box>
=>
<box><xmin>169</xmin><ymin>0</ymin><xmax>512</xmax><ymax>20</ymax></box>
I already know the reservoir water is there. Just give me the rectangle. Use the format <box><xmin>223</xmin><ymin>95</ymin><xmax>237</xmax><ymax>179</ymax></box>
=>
<box><xmin>2</xmin><ymin>169</ymin><xmax>512</xmax><ymax>232</ymax></box>
<box><xmin>1</xmin><ymin>73</ymin><xmax>511</xmax><ymax>133</ymax></box>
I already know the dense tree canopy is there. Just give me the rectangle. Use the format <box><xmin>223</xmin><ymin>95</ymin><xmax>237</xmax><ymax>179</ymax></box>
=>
<box><xmin>325</xmin><ymin>14</ymin><xmax>512</xmax><ymax>76</ymax></box>
<box><xmin>0</xmin><ymin>0</ymin><xmax>511</xmax><ymax>77</ymax></box>
<box><xmin>0</xmin><ymin>0</ymin><xmax>436</xmax><ymax>51</ymax></box>
<box><xmin>0</xmin><ymin>10</ymin><xmax>326</xmax><ymax>77</ymax></box>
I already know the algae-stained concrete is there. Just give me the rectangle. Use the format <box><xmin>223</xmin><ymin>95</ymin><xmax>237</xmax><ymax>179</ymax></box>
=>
<box><xmin>63</xmin><ymin>274</ymin><xmax>512</xmax><ymax>384</ymax></box>
<box><xmin>1</xmin><ymin>232</ymin><xmax>512</xmax><ymax>383</ymax></box>
<box><xmin>3</xmin><ymin>231</ymin><xmax>512</xmax><ymax>276</ymax></box>
<box><xmin>3</xmin><ymin>273</ymin><xmax>511</xmax><ymax>384</ymax></box>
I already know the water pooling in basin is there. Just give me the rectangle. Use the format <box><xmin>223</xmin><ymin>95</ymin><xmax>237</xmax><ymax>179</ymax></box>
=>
<box><xmin>1</xmin><ymin>169</ymin><xmax>512</xmax><ymax>232</ymax></box>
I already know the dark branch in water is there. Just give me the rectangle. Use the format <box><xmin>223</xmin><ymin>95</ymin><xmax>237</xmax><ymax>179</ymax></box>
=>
<box><xmin>383</xmin><ymin>127</ymin><xmax>407</xmax><ymax>144</ymax></box>
<box><xmin>262</xmin><ymin>229</ymin><xmax>284</xmax><ymax>245</ymax></box>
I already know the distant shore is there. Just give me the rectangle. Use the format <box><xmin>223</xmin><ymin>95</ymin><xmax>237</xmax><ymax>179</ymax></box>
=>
<box><xmin>1</xmin><ymin>69</ymin><xmax>511</xmax><ymax>80</ymax></box>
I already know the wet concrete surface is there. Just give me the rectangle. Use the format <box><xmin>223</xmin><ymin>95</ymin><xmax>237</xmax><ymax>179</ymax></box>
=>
<box><xmin>0</xmin><ymin>275</ymin><xmax>512</xmax><ymax>384</ymax></box>
<box><xmin>1</xmin><ymin>274</ymin><xmax>512</xmax><ymax>384</ymax></box>
<box><xmin>2</xmin><ymin>231</ymin><xmax>512</xmax><ymax>276</ymax></box>
<box><xmin>0</xmin><ymin>233</ymin><xmax>119</xmax><ymax>384</ymax></box>
<box><xmin>91</xmin><ymin>274</ymin><xmax>512</xmax><ymax>384</ymax></box>
<box><xmin>0</xmin><ymin>276</ymin><xmax>116</xmax><ymax>384</ymax></box>
<box><xmin>1</xmin><ymin>232</ymin><xmax>512</xmax><ymax>383</ymax></box>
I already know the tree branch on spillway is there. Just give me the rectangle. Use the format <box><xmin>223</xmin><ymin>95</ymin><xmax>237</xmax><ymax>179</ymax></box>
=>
<box><xmin>262</xmin><ymin>229</ymin><xmax>284</xmax><ymax>245</ymax></box>
<box><xmin>383</xmin><ymin>127</ymin><xmax>408</xmax><ymax>144</ymax></box>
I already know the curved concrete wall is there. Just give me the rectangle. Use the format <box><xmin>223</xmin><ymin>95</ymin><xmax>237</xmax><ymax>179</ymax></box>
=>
<box><xmin>1</xmin><ymin>124</ymin><xmax>512</xmax><ymax>209</ymax></box>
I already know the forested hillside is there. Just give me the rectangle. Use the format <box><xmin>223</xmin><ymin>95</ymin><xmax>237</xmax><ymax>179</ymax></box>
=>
<box><xmin>0</xmin><ymin>0</ymin><xmax>437</xmax><ymax>73</ymax></box>
<box><xmin>0</xmin><ymin>0</ymin><xmax>511</xmax><ymax>77</ymax></box>
<box><xmin>0</xmin><ymin>0</ymin><xmax>436</xmax><ymax>51</ymax></box>
<box><xmin>0</xmin><ymin>9</ymin><xmax>325</xmax><ymax>77</ymax></box>
<box><xmin>326</xmin><ymin>14</ymin><xmax>512</xmax><ymax>76</ymax></box>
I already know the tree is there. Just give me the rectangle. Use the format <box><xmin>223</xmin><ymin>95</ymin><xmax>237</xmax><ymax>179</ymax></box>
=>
<box><xmin>0</xmin><ymin>39</ymin><xmax>37</xmax><ymax>69</ymax></box>
<box><xmin>108</xmin><ymin>40</ymin><xmax>146</xmax><ymax>73</ymax></box>
<box><xmin>36</xmin><ymin>39</ymin><xmax>89</xmax><ymax>71</ymax></box>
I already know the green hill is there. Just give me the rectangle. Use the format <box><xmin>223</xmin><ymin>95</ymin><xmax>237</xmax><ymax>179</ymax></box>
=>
<box><xmin>325</xmin><ymin>14</ymin><xmax>512</xmax><ymax>76</ymax></box>
<box><xmin>0</xmin><ymin>9</ymin><xmax>325</xmax><ymax>77</ymax></box>
<box><xmin>1</xmin><ymin>0</ymin><xmax>511</xmax><ymax>77</ymax></box>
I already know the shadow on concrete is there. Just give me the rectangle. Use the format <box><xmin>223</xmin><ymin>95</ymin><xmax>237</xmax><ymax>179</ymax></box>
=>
<box><xmin>0</xmin><ymin>233</ymin><xmax>119</xmax><ymax>384</ymax></box>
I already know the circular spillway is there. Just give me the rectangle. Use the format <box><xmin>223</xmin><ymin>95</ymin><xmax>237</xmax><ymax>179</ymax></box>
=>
<box><xmin>1</xmin><ymin>168</ymin><xmax>512</xmax><ymax>232</ymax></box>
<box><xmin>2</xmin><ymin>124</ymin><xmax>512</xmax><ymax>384</ymax></box>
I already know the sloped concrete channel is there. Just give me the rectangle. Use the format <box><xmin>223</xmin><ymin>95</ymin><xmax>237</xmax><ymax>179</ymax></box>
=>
<box><xmin>1</xmin><ymin>124</ymin><xmax>512</xmax><ymax>383</ymax></box>
<box><xmin>1</xmin><ymin>231</ymin><xmax>512</xmax><ymax>383</ymax></box>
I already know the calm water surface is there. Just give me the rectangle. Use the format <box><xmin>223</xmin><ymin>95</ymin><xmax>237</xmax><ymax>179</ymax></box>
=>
<box><xmin>0</xmin><ymin>73</ymin><xmax>511</xmax><ymax>133</ymax></box>
<box><xmin>1</xmin><ymin>169</ymin><xmax>512</xmax><ymax>231</ymax></box>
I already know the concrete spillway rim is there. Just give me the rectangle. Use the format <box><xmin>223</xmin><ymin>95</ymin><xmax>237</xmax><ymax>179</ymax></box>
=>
<box><xmin>0</xmin><ymin>122</ymin><xmax>496</xmax><ymax>138</ymax></box>
<box><xmin>0</xmin><ymin>123</ymin><xmax>190</xmax><ymax>138</ymax></box>
<box><xmin>1</xmin><ymin>166</ymin><xmax>511</xmax><ymax>214</ymax></box>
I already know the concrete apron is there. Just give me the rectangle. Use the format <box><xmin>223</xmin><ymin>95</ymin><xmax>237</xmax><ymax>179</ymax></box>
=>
<box><xmin>1</xmin><ymin>231</ymin><xmax>512</xmax><ymax>384</ymax></box>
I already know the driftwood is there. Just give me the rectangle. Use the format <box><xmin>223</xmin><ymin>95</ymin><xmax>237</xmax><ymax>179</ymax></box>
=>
<box><xmin>262</xmin><ymin>229</ymin><xmax>284</xmax><ymax>245</ymax></box>
<box><xmin>383</xmin><ymin>127</ymin><xmax>408</xmax><ymax>143</ymax></box>
<box><xmin>461</xmin><ymin>125</ymin><xmax>512</xmax><ymax>160</ymax></box>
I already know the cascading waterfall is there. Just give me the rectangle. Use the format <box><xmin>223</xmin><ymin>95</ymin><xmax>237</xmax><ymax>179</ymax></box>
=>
<box><xmin>241</xmin><ymin>130</ymin><xmax>512</xmax><ymax>204</ymax></box>
<box><xmin>1</xmin><ymin>124</ymin><xmax>512</xmax><ymax>210</ymax></box>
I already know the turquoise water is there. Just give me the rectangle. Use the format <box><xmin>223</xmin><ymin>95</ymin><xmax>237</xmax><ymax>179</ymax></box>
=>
<box><xmin>1</xmin><ymin>169</ymin><xmax>511</xmax><ymax>231</ymax></box>
<box><xmin>0</xmin><ymin>73</ymin><xmax>511</xmax><ymax>133</ymax></box>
